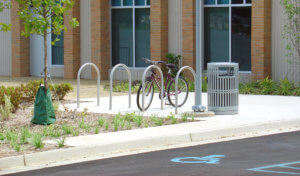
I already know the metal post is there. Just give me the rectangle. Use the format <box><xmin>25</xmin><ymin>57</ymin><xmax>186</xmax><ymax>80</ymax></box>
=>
<box><xmin>141</xmin><ymin>65</ymin><xmax>164</xmax><ymax>111</ymax></box>
<box><xmin>109</xmin><ymin>64</ymin><xmax>131</xmax><ymax>110</ymax></box>
<box><xmin>175</xmin><ymin>66</ymin><xmax>196</xmax><ymax>114</ymax></box>
<box><xmin>77</xmin><ymin>63</ymin><xmax>101</xmax><ymax>108</ymax></box>
<box><xmin>193</xmin><ymin>0</ymin><xmax>206</xmax><ymax>112</ymax></box>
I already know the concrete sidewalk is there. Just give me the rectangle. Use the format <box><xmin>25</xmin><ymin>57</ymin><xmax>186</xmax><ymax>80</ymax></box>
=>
<box><xmin>1</xmin><ymin>93</ymin><xmax>300</xmax><ymax>174</ymax></box>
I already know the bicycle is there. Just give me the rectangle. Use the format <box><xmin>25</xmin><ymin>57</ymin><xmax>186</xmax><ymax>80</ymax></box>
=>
<box><xmin>136</xmin><ymin>58</ymin><xmax>189</xmax><ymax>111</ymax></box>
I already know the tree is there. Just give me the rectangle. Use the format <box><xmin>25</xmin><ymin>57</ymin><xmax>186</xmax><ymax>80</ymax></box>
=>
<box><xmin>16</xmin><ymin>0</ymin><xmax>79</xmax><ymax>91</ymax></box>
<box><xmin>281</xmin><ymin>0</ymin><xmax>300</xmax><ymax>63</ymax></box>
<box><xmin>0</xmin><ymin>0</ymin><xmax>11</xmax><ymax>31</ymax></box>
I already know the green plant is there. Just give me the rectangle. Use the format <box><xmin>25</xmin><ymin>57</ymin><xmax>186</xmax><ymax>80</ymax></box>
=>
<box><xmin>277</xmin><ymin>78</ymin><xmax>294</xmax><ymax>95</ymax></box>
<box><xmin>0</xmin><ymin>132</ymin><xmax>5</xmax><ymax>140</ymax></box>
<box><xmin>293</xmin><ymin>85</ymin><xmax>300</xmax><ymax>96</ymax></box>
<box><xmin>259</xmin><ymin>77</ymin><xmax>276</xmax><ymax>95</ymax></box>
<box><xmin>0</xmin><ymin>94</ymin><xmax>12</xmax><ymax>121</ymax></box>
<box><xmin>20</xmin><ymin>127</ymin><xmax>31</xmax><ymax>144</ymax></box>
<box><xmin>61</xmin><ymin>124</ymin><xmax>73</xmax><ymax>135</ymax></box>
<box><xmin>79</xmin><ymin>108</ymin><xmax>88</xmax><ymax>117</ymax></box>
<box><xmin>98</xmin><ymin>118</ymin><xmax>105</xmax><ymax>127</ymax></box>
<box><xmin>133</xmin><ymin>114</ymin><xmax>143</xmax><ymax>127</ymax></box>
<box><xmin>94</xmin><ymin>126</ymin><xmax>99</xmax><ymax>134</ymax></box>
<box><xmin>187</xmin><ymin>77</ymin><xmax>208</xmax><ymax>92</ymax></box>
<box><xmin>5</xmin><ymin>130</ymin><xmax>18</xmax><ymax>142</ymax></box>
<box><xmin>10</xmin><ymin>141</ymin><xmax>21</xmax><ymax>152</ymax></box>
<box><xmin>126</xmin><ymin>122</ymin><xmax>132</xmax><ymax>130</ymax></box>
<box><xmin>72</xmin><ymin>129</ymin><xmax>79</xmax><ymax>136</ymax></box>
<box><xmin>56</xmin><ymin>137</ymin><xmax>66</xmax><ymax>148</ymax></box>
<box><xmin>151</xmin><ymin>116</ymin><xmax>164</xmax><ymax>126</ymax></box>
<box><xmin>47</xmin><ymin>125</ymin><xmax>61</xmax><ymax>138</ymax></box>
<box><xmin>0</xmin><ymin>0</ymin><xmax>11</xmax><ymax>31</ymax></box>
<box><xmin>0</xmin><ymin>86</ymin><xmax>22</xmax><ymax>112</ymax></box>
<box><xmin>105</xmin><ymin>122</ymin><xmax>109</xmax><ymax>131</ymax></box>
<box><xmin>32</xmin><ymin>134</ymin><xmax>44</xmax><ymax>149</ymax></box>
<box><xmin>181</xmin><ymin>113</ymin><xmax>188</xmax><ymax>122</ymax></box>
<box><xmin>167</xmin><ymin>113</ymin><xmax>177</xmax><ymax>124</ymax></box>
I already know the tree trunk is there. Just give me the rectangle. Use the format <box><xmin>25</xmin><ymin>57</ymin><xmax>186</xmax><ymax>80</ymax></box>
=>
<box><xmin>44</xmin><ymin>30</ymin><xmax>48</xmax><ymax>92</ymax></box>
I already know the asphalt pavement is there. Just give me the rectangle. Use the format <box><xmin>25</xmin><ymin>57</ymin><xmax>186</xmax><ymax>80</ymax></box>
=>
<box><xmin>7</xmin><ymin>131</ymin><xmax>300</xmax><ymax>176</ymax></box>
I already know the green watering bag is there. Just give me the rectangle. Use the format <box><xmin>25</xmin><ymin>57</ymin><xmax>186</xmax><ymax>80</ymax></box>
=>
<box><xmin>31</xmin><ymin>86</ymin><xmax>56</xmax><ymax>125</ymax></box>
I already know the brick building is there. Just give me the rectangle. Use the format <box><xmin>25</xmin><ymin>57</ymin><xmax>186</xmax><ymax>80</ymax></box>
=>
<box><xmin>0</xmin><ymin>0</ymin><xmax>299</xmax><ymax>82</ymax></box>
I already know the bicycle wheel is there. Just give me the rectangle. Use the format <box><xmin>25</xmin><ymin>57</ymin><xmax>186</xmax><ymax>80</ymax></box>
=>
<box><xmin>167</xmin><ymin>77</ymin><xmax>189</xmax><ymax>107</ymax></box>
<box><xmin>137</xmin><ymin>79</ymin><xmax>154</xmax><ymax>111</ymax></box>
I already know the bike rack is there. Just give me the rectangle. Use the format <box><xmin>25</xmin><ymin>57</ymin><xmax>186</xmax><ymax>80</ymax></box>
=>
<box><xmin>109</xmin><ymin>64</ymin><xmax>131</xmax><ymax>110</ymax></box>
<box><xmin>141</xmin><ymin>65</ymin><xmax>164</xmax><ymax>111</ymax></box>
<box><xmin>175</xmin><ymin>66</ymin><xmax>196</xmax><ymax>114</ymax></box>
<box><xmin>77</xmin><ymin>63</ymin><xmax>101</xmax><ymax>108</ymax></box>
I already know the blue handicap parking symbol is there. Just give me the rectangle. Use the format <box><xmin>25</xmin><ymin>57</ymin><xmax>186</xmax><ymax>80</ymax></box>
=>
<box><xmin>171</xmin><ymin>155</ymin><xmax>225</xmax><ymax>164</ymax></box>
<box><xmin>248</xmin><ymin>161</ymin><xmax>300</xmax><ymax>175</ymax></box>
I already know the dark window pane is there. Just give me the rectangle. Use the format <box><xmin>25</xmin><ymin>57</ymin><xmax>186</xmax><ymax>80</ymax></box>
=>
<box><xmin>204</xmin><ymin>7</ymin><xmax>229</xmax><ymax>68</ymax></box>
<box><xmin>135</xmin><ymin>0</ymin><xmax>145</xmax><ymax>6</ymax></box>
<box><xmin>231</xmin><ymin>0</ymin><xmax>243</xmax><ymax>4</ymax></box>
<box><xmin>135</xmin><ymin>8</ymin><xmax>150</xmax><ymax>67</ymax></box>
<box><xmin>232</xmin><ymin>7</ymin><xmax>251</xmax><ymax>71</ymax></box>
<box><xmin>111</xmin><ymin>0</ymin><xmax>121</xmax><ymax>6</ymax></box>
<box><xmin>123</xmin><ymin>0</ymin><xmax>133</xmax><ymax>6</ymax></box>
<box><xmin>147</xmin><ymin>0</ymin><xmax>150</xmax><ymax>5</ymax></box>
<box><xmin>51</xmin><ymin>32</ymin><xmax>64</xmax><ymax>65</ymax></box>
<box><xmin>205</xmin><ymin>0</ymin><xmax>215</xmax><ymax>5</ymax></box>
<box><xmin>246</xmin><ymin>0</ymin><xmax>252</xmax><ymax>3</ymax></box>
<box><xmin>218</xmin><ymin>0</ymin><xmax>229</xmax><ymax>4</ymax></box>
<box><xmin>112</xmin><ymin>9</ymin><xmax>133</xmax><ymax>67</ymax></box>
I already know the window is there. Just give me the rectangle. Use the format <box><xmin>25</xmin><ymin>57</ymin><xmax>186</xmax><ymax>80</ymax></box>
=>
<box><xmin>204</xmin><ymin>0</ymin><xmax>252</xmax><ymax>71</ymax></box>
<box><xmin>51</xmin><ymin>32</ymin><xmax>64</xmax><ymax>66</ymax></box>
<box><xmin>111</xmin><ymin>0</ymin><xmax>150</xmax><ymax>67</ymax></box>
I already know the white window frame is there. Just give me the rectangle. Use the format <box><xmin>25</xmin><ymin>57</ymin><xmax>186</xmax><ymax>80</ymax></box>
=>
<box><xmin>110</xmin><ymin>0</ymin><xmax>150</xmax><ymax>68</ymax></box>
<box><xmin>204</xmin><ymin>0</ymin><xmax>252</xmax><ymax>73</ymax></box>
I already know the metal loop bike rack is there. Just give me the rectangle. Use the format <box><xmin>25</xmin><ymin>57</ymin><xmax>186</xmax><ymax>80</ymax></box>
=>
<box><xmin>175</xmin><ymin>66</ymin><xmax>196</xmax><ymax>114</ymax></box>
<box><xmin>109</xmin><ymin>64</ymin><xmax>131</xmax><ymax>110</ymax></box>
<box><xmin>141</xmin><ymin>65</ymin><xmax>164</xmax><ymax>111</ymax></box>
<box><xmin>77</xmin><ymin>63</ymin><xmax>100</xmax><ymax>108</ymax></box>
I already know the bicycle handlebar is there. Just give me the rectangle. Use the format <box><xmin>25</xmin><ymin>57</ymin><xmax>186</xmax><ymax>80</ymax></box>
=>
<box><xmin>142</xmin><ymin>58</ymin><xmax>166</xmax><ymax>65</ymax></box>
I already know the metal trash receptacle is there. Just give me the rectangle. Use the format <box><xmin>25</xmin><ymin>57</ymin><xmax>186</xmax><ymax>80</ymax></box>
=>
<box><xmin>207</xmin><ymin>62</ymin><xmax>239</xmax><ymax>115</ymax></box>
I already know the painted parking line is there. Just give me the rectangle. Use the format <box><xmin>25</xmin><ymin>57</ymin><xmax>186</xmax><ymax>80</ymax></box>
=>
<box><xmin>248</xmin><ymin>161</ymin><xmax>300</xmax><ymax>175</ymax></box>
<box><xmin>171</xmin><ymin>155</ymin><xmax>225</xmax><ymax>164</ymax></box>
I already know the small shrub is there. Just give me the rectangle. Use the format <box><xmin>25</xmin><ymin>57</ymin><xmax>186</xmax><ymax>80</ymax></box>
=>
<box><xmin>50</xmin><ymin>83</ymin><xmax>73</xmax><ymax>100</ymax></box>
<box><xmin>0</xmin><ymin>132</ymin><xmax>5</xmax><ymax>140</ymax></box>
<box><xmin>165</xmin><ymin>53</ymin><xmax>182</xmax><ymax>77</ymax></box>
<box><xmin>32</xmin><ymin>134</ymin><xmax>44</xmax><ymax>149</ymax></box>
<box><xmin>56</xmin><ymin>137</ymin><xmax>66</xmax><ymax>148</ymax></box>
<box><xmin>61</xmin><ymin>124</ymin><xmax>73</xmax><ymax>135</ymax></box>
<box><xmin>277</xmin><ymin>78</ymin><xmax>294</xmax><ymax>95</ymax></box>
<box><xmin>259</xmin><ymin>77</ymin><xmax>276</xmax><ymax>95</ymax></box>
<box><xmin>5</xmin><ymin>130</ymin><xmax>18</xmax><ymax>142</ymax></box>
<box><xmin>126</xmin><ymin>122</ymin><xmax>132</xmax><ymax>130</ymax></box>
<box><xmin>104</xmin><ymin>122</ymin><xmax>109</xmax><ymax>131</ymax></box>
<box><xmin>293</xmin><ymin>85</ymin><xmax>300</xmax><ymax>96</ymax></box>
<box><xmin>0</xmin><ymin>94</ymin><xmax>12</xmax><ymax>121</ymax></box>
<box><xmin>151</xmin><ymin>116</ymin><xmax>164</xmax><ymax>126</ymax></box>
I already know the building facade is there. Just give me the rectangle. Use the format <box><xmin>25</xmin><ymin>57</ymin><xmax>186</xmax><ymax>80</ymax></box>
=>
<box><xmin>0</xmin><ymin>0</ymin><xmax>299</xmax><ymax>83</ymax></box>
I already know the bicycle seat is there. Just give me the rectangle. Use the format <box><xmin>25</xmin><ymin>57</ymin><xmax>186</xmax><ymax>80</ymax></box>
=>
<box><xmin>142</xmin><ymin>58</ymin><xmax>166</xmax><ymax>65</ymax></box>
<box><xmin>166</xmin><ymin>63</ymin><xmax>176</xmax><ymax>69</ymax></box>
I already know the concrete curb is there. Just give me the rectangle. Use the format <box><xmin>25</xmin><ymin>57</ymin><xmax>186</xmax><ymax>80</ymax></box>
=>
<box><xmin>1</xmin><ymin>119</ymin><xmax>300</xmax><ymax>172</ymax></box>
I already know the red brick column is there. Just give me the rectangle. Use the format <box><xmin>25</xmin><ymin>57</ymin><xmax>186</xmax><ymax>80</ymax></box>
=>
<box><xmin>11</xmin><ymin>1</ymin><xmax>30</xmax><ymax>77</ymax></box>
<box><xmin>90</xmin><ymin>0</ymin><xmax>110</xmax><ymax>80</ymax></box>
<box><xmin>251</xmin><ymin>0</ymin><xmax>272</xmax><ymax>81</ymax></box>
<box><xmin>150</xmin><ymin>0</ymin><xmax>168</xmax><ymax>62</ymax></box>
<box><xmin>64</xmin><ymin>0</ymin><xmax>81</xmax><ymax>79</ymax></box>
<box><xmin>182</xmin><ymin>0</ymin><xmax>196</xmax><ymax>70</ymax></box>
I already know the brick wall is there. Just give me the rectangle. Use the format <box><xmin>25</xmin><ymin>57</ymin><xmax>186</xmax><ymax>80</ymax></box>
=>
<box><xmin>90</xmin><ymin>0</ymin><xmax>110</xmax><ymax>80</ymax></box>
<box><xmin>150</xmin><ymin>0</ymin><xmax>168</xmax><ymax>63</ymax></box>
<box><xmin>64</xmin><ymin>0</ymin><xmax>81</xmax><ymax>79</ymax></box>
<box><xmin>182</xmin><ymin>0</ymin><xmax>196</xmax><ymax>77</ymax></box>
<box><xmin>251</xmin><ymin>0</ymin><xmax>272</xmax><ymax>81</ymax></box>
<box><xmin>11</xmin><ymin>1</ymin><xmax>30</xmax><ymax>77</ymax></box>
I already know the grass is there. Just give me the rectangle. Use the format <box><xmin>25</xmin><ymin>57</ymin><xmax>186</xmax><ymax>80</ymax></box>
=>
<box><xmin>98</xmin><ymin>118</ymin><xmax>105</xmax><ymax>127</ymax></box>
<box><xmin>94</xmin><ymin>126</ymin><xmax>99</xmax><ymax>134</ymax></box>
<box><xmin>20</xmin><ymin>127</ymin><xmax>31</xmax><ymax>144</ymax></box>
<box><xmin>167</xmin><ymin>113</ymin><xmax>178</xmax><ymax>124</ymax></box>
<box><xmin>56</xmin><ymin>137</ymin><xmax>66</xmax><ymax>148</ymax></box>
<box><xmin>0</xmin><ymin>94</ymin><xmax>12</xmax><ymax>121</ymax></box>
<box><xmin>61</xmin><ymin>124</ymin><xmax>73</xmax><ymax>135</ymax></box>
<box><xmin>181</xmin><ymin>113</ymin><xmax>188</xmax><ymax>122</ymax></box>
<box><xmin>32</xmin><ymin>134</ymin><xmax>44</xmax><ymax>149</ymax></box>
